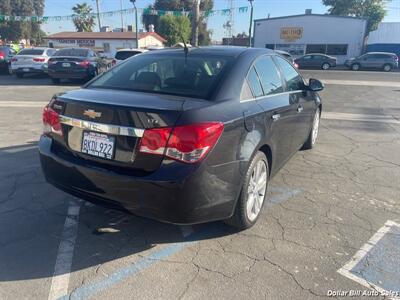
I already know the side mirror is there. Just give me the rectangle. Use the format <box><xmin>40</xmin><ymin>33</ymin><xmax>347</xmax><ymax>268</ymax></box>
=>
<box><xmin>308</xmin><ymin>78</ymin><xmax>324</xmax><ymax>92</ymax></box>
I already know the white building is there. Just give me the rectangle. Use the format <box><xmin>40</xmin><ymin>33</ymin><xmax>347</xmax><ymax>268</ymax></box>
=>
<box><xmin>253</xmin><ymin>11</ymin><xmax>368</xmax><ymax>64</ymax></box>
<box><xmin>46</xmin><ymin>31</ymin><xmax>166</xmax><ymax>57</ymax></box>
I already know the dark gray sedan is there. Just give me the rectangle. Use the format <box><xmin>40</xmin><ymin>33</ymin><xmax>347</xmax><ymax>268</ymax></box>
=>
<box><xmin>295</xmin><ymin>53</ymin><xmax>337</xmax><ymax>70</ymax></box>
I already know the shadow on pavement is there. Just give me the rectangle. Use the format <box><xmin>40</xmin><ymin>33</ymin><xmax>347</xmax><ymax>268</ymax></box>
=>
<box><xmin>0</xmin><ymin>144</ymin><xmax>236</xmax><ymax>282</ymax></box>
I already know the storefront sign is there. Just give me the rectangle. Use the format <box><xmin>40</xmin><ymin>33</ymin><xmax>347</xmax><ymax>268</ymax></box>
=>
<box><xmin>56</xmin><ymin>39</ymin><xmax>95</xmax><ymax>47</ymax></box>
<box><xmin>280</xmin><ymin>27</ymin><xmax>303</xmax><ymax>42</ymax></box>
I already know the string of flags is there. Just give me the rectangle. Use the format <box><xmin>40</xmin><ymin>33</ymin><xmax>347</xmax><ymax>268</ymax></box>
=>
<box><xmin>0</xmin><ymin>6</ymin><xmax>249</xmax><ymax>23</ymax></box>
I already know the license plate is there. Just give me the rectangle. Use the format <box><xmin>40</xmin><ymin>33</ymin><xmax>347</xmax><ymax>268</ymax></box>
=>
<box><xmin>23</xmin><ymin>68</ymin><xmax>29</xmax><ymax>72</ymax></box>
<box><xmin>81</xmin><ymin>132</ymin><xmax>115</xmax><ymax>159</ymax></box>
<box><xmin>62</xmin><ymin>62</ymin><xmax>71</xmax><ymax>67</ymax></box>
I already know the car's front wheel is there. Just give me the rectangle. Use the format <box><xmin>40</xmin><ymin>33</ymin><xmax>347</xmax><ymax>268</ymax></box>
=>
<box><xmin>225</xmin><ymin>151</ymin><xmax>269</xmax><ymax>230</ymax></box>
<box><xmin>302</xmin><ymin>107</ymin><xmax>320</xmax><ymax>150</ymax></box>
<box><xmin>351</xmin><ymin>63</ymin><xmax>360</xmax><ymax>71</ymax></box>
<box><xmin>321</xmin><ymin>62</ymin><xmax>330</xmax><ymax>70</ymax></box>
<box><xmin>16</xmin><ymin>73</ymin><xmax>23</xmax><ymax>78</ymax></box>
<box><xmin>383</xmin><ymin>64</ymin><xmax>392</xmax><ymax>72</ymax></box>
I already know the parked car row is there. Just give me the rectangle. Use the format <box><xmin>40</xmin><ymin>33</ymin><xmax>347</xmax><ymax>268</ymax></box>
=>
<box><xmin>274</xmin><ymin>50</ymin><xmax>398</xmax><ymax>72</ymax></box>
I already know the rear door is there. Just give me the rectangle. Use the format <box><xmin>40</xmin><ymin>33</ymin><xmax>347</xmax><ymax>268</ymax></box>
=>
<box><xmin>274</xmin><ymin>56</ymin><xmax>314</xmax><ymax>151</ymax></box>
<box><xmin>249</xmin><ymin>55</ymin><xmax>297</xmax><ymax>171</ymax></box>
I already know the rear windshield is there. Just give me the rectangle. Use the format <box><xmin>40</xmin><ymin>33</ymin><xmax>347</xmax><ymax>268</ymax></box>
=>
<box><xmin>55</xmin><ymin>49</ymin><xmax>88</xmax><ymax>57</ymax></box>
<box><xmin>88</xmin><ymin>54</ymin><xmax>232</xmax><ymax>99</ymax></box>
<box><xmin>18</xmin><ymin>49</ymin><xmax>45</xmax><ymax>55</ymax></box>
<box><xmin>115</xmin><ymin>51</ymin><xmax>142</xmax><ymax>60</ymax></box>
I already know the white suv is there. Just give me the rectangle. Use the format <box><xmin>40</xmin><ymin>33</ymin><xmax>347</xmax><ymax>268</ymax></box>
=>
<box><xmin>112</xmin><ymin>49</ymin><xmax>148</xmax><ymax>66</ymax></box>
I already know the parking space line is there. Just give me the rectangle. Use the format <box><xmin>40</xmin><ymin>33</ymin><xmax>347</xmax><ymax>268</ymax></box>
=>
<box><xmin>58</xmin><ymin>187</ymin><xmax>301</xmax><ymax>299</ymax></box>
<box><xmin>48</xmin><ymin>200</ymin><xmax>81</xmax><ymax>300</ymax></box>
<box><xmin>321</xmin><ymin>79</ymin><xmax>400</xmax><ymax>88</ymax></box>
<box><xmin>322</xmin><ymin>112</ymin><xmax>400</xmax><ymax>125</ymax></box>
<box><xmin>337</xmin><ymin>220</ymin><xmax>400</xmax><ymax>300</ymax></box>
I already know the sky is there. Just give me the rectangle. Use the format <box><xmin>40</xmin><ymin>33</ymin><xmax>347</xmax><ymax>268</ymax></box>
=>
<box><xmin>42</xmin><ymin>0</ymin><xmax>400</xmax><ymax>40</ymax></box>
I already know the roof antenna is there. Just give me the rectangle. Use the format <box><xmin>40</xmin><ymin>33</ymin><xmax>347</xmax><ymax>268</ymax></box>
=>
<box><xmin>180</xmin><ymin>33</ymin><xmax>189</xmax><ymax>64</ymax></box>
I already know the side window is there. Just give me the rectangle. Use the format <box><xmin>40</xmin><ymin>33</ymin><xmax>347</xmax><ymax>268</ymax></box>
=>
<box><xmin>246</xmin><ymin>67</ymin><xmax>263</xmax><ymax>98</ymax></box>
<box><xmin>240</xmin><ymin>80</ymin><xmax>254</xmax><ymax>100</ymax></box>
<box><xmin>254</xmin><ymin>56</ymin><xmax>283</xmax><ymax>95</ymax></box>
<box><xmin>275</xmin><ymin>56</ymin><xmax>304</xmax><ymax>92</ymax></box>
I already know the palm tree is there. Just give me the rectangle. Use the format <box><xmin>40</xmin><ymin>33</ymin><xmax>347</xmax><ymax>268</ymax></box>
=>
<box><xmin>72</xmin><ymin>3</ymin><xmax>95</xmax><ymax>32</ymax></box>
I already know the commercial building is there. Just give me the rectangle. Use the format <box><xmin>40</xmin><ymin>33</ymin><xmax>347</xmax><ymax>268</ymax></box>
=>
<box><xmin>253</xmin><ymin>10</ymin><xmax>367</xmax><ymax>64</ymax></box>
<box><xmin>46</xmin><ymin>31</ymin><xmax>166</xmax><ymax>56</ymax></box>
<box><xmin>367</xmin><ymin>22</ymin><xmax>400</xmax><ymax>56</ymax></box>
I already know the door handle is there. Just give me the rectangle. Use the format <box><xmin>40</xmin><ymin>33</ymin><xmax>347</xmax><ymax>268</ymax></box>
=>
<box><xmin>271</xmin><ymin>113</ymin><xmax>281</xmax><ymax>121</ymax></box>
<box><xmin>297</xmin><ymin>106</ymin><xmax>304</xmax><ymax>113</ymax></box>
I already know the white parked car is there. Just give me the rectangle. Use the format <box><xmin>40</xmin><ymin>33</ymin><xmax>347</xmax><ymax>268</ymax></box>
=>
<box><xmin>11</xmin><ymin>47</ymin><xmax>57</xmax><ymax>78</ymax></box>
<box><xmin>112</xmin><ymin>48</ymin><xmax>148</xmax><ymax>66</ymax></box>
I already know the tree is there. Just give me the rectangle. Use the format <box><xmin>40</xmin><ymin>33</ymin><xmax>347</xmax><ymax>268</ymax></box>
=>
<box><xmin>158</xmin><ymin>15</ymin><xmax>191</xmax><ymax>46</ymax></box>
<box><xmin>322</xmin><ymin>0</ymin><xmax>389</xmax><ymax>34</ymax></box>
<box><xmin>142</xmin><ymin>0</ymin><xmax>213</xmax><ymax>45</ymax></box>
<box><xmin>72</xmin><ymin>3</ymin><xmax>95</xmax><ymax>32</ymax></box>
<box><xmin>0</xmin><ymin>0</ymin><xmax>45</xmax><ymax>44</ymax></box>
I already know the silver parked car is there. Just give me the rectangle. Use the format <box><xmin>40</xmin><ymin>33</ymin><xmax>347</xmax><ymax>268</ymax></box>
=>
<box><xmin>11</xmin><ymin>47</ymin><xmax>57</xmax><ymax>78</ymax></box>
<box><xmin>345</xmin><ymin>52</ymin><xmax>399</xmax><ymax>72</ymax></box>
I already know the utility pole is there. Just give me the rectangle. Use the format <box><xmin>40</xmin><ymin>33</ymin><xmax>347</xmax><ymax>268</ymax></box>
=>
<box><xmin>130</xmin><ymin>0</ymin><xmax>139</xmax><ymax>48</ymax></box>
<box><xmin>248</xmin><ymin>0</ymin><xmax>254</xmax><ymax>47</ymax></box>
<box><xmin>120</xmin><ymin>0</ymin><xmax>124</xmax><ymax>31</ymax></box>
<box><xmin>95</xmin><ymin>0</ymin><xmax>102</xmax><ymax>31</ymax></box>
<box><xmin>191</xmin><ymin>0</ymin><xmax>200</xmax><ymax>46</ymax></box>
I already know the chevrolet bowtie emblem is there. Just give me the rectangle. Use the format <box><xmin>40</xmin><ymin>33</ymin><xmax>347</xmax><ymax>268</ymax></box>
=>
<box><xmin>83</xmin><ymin>109</ymin><xmax>102</xmax><ymax>119</ymax></box>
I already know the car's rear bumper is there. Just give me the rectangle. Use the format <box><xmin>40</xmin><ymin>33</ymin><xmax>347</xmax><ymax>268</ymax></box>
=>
<box><xmin>13</xmin><ymin>67</ymin><xmax>47</xmax><ymax>74</ymax></box>
<box><xmin>39</xmin><ymin>135</ymin><xmax>241</xmax><ymax>224</ymax></box>
<box><xmin>48</xmin><ymin>69</ymin><xmax>89</xmax><ymax>79</ymax></box>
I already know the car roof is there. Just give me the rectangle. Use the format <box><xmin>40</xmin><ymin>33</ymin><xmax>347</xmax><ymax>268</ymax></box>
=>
<box><xmin>142</xmin><ymin>46</ymin><xmax>275</xmax><ymax>58</ymax></box>
<box><xmin>365</xmin><ymin>52</ymin><xmax>396</xmax><ymax>55</ymax></box>
<box><xmin>56</xmin><ymin>47</ymin><xmax>91</xmax><ymax>51</ymax></box>
<box><xmin>117</xmin><ymin>48</ymin><xmax>147</xmax><ymax>52</ymax></box>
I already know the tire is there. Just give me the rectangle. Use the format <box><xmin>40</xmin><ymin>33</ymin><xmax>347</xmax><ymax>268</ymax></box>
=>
<box><xmin>351</xmin><ymin>63</ymin><xmax>360</xmax><ymax>71</ymax></box>
<box><xmin>302</xmin><ymin>107</ymin><xmax>320</xmax><ymax>150</ymax></box>
<box><xmin>225</xmin><ymin>151</ymin><xmax>269</xmax><ymax>230</ymax></box>
<box><xmin>51</xmin><ymin>78</ymin><xmax>60</xmax><ymax>84</ymax></box>
<box><xmin>321</xmin><ymin>62</ymin><xmax>330</xmax><ymax>70</ymax></box>
<box><xmin>16</xmin><ymin>73</ymin><xmax>23</xmax><ymax>78</ymax></box>
<box><xmin>383</xmin><ymin>64</ymin><xmax>392</xmax><ymax>72</ymax></box>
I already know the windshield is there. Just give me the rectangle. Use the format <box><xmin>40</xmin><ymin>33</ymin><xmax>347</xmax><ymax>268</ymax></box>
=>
<box><xmin>18</xmin><ymin>49</ymin><xmax>45</xmax><ymax>55</ymax></box>
<box><xmin>55</xmin><ymin>48</ymin><xmax>88</xmax><ymax>57</ymax></box>
<box><xmin>88</xmin><ymin>54</ymin><xmax>232</xmax><ymax>99</ymax></box>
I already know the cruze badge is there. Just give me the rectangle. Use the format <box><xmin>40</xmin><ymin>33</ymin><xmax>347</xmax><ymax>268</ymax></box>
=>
<box><xmin>83</xmin><ymin>109</ymin><xmax>102</xmax><ymax>119</ymax></box>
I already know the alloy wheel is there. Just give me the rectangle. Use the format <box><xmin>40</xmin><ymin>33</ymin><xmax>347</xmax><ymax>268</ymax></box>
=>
<box><xmin>312</xmin><ymin>109</ymin><xmax>320</xmax><ymax>145</ymax></box>
<box><xmin>246</xmin><ymin>160</ymin><xmax>267</xmax><ymax>222</ymax></box>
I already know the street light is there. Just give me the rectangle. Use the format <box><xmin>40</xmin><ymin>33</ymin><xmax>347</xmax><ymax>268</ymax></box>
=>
<box><xmin>248</xmin><ymin>0</ymin><xmax>254</xmax><ymax>47</ymax></box>
<box><xmin>130</xmin><ymin>0</ymin><xmax>139</xmax><ymax>48</ymax></box>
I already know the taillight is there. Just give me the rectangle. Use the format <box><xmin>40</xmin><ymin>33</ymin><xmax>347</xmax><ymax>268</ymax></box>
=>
<box><xmin>112</xmin><ymin>59</ymin><xmax>116</xmax><ymax>66</ymax></box>
<box><xmin>0</xmin><ymin>51</ymin><xmax>5</xmax><ymax>60</ymax></box>
<box><xmin>42</xmin><ymin>105</ymin><xmax>62</xmax><ymax>136</ymax></box>
<box><xmin>33</xmin><ymin>57</ymin><xmax>45</xmax><ymax>62</ymax></box>
<box><xmin>79</xmin><ymin>60</ymin><xmax>90</xmax><ymax>67</ymax></box>
<box><xmin>11</xmin><ymin>57</ymin><xmax>18</xmax><ymax>62</ymax></box>
<box><xmin>139</xmin><ymin>122</ymin><xmax>224</xmax><ymax>163</ymax></box>
<box><xmin>294</xmin><ymin>63</ymin><xmax>299</xmax><ymax>69</ymax></box>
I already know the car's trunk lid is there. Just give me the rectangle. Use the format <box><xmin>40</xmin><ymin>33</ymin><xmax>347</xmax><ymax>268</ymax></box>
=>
<box><xmin>49</xmin><ymin>88</ymin><xmax>186</xmax><ymax>174</ymax></box>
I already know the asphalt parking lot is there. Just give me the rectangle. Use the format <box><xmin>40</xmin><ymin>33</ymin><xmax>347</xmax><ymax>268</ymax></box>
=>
<box><xmin>0</xmin><ymin>69</ymin><xmax>400</xmax><ymax>300</ymax></box>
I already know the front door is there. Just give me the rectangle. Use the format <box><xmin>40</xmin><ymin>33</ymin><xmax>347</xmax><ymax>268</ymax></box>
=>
<box><xmin>274</xmin><ymin>56</ymin><xmax>314</xmax><ymax>151</ymax></box>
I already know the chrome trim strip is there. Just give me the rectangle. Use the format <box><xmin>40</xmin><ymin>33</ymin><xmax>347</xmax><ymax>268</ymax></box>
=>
<box><xmin>240</xmin><ymin>90</ymin><xmax>304</xmax><ymax>103</ymax></box>
<box><xmin>59</xmin><ymin>115</ymin><xmax>144</xmax><ymax>137</ymax></box>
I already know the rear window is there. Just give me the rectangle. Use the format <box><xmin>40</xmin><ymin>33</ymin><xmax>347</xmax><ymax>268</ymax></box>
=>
<box><xmin>18</xmin><ymin>49</ymin><xmax>45</xmax><ymax>55</ymax></box>
<box><xmin>115</xmin><ymin>51</ymin><xmax>142</xmax><ymax>60</ymax></box>
<box><xmin>55</xmin><ymin>49</ymin><xmax>88</xmax><ymax>57</ymax></box>
<box><xmin>88</xmin><ymin>54</ymin><xmax>232</xmax><ymax>99</ymax></box>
